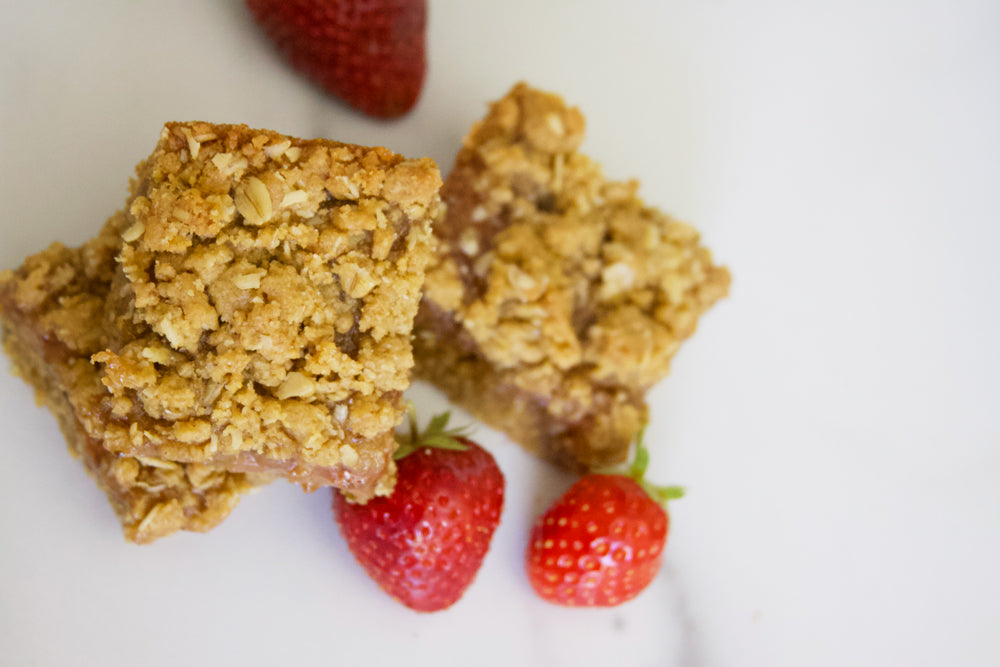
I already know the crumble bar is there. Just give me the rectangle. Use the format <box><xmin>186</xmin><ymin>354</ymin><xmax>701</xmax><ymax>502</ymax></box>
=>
<box><xmin>414</xmin><ymin>83</ymin><xmax>730</xmax><ymax>471</ymax></box>
<box><xmin>94</xmin><ymin>122</ymin><xmax>441</xmax><ymax>499</ymax></box>
<box><xmin>0</xmin><ymin>213</ymin><xmax>266</xmax><ymax>544</ymax></box>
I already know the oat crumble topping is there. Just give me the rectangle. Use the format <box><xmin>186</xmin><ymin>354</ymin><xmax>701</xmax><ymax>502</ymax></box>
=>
<box><xmin>93</xmin><ymin>122</ymin><xmax>442</xmax><ymax>497</ymax></box>
<box><xmin>416</xmin><ymin>83</ymin><xmax>730</xmax><ymax>469</ymax></box>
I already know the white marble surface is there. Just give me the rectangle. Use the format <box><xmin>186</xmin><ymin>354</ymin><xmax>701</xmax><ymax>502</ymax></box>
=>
<box><xmin>1</xmin><ymin>1</ymin><xmax>998</xmax><ymax>665</ymax></box>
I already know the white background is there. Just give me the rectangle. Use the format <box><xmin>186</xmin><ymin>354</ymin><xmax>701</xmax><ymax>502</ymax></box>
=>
<box><xmin>1</xmin><ymin>1</ymin><xmax>998</xmax><ymax>665</ymax></box>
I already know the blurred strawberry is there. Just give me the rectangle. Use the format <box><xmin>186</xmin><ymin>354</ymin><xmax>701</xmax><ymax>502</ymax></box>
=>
<box><xmin>526</xmin><ymin>434</ymin><xmax>683</xmax><ymax>607</ymax></box>
<box><xmin>245</xmin><ymin>0</ymin><xmax>427</xmax><ymax>119</ymax></box>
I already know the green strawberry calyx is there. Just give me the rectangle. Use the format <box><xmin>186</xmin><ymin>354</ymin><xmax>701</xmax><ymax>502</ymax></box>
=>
<box><xmin>597</xmin><ymin>426</ymin><xmax>685</xmax><ymax>506</ymax></box>
<box><xmin>393</xmin><ymin>403</ymin><xmax>472</xmax><ymax>460</ymax></box>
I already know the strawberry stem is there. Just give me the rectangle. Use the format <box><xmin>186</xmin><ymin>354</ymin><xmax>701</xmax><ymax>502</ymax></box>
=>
<box><xmin>407</xmin><ymin>402</ymin><xmax>420</xmax><ymax>450</ymax></box>
<box><xmin>626</xmin><ymin>427</ymin><xmax>651</xmax><ymax>480</ymax></box>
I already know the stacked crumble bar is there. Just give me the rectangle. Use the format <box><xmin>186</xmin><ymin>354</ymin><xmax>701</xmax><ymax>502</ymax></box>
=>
<box><xmin>0</xmin><ymin>122</ymin><xmax>442</xmax><ymax>542</ymax></box>
<box><xmin>96</xmin><ymin>122</ymin><xmax>440</xmax><ymax>497</ymax></box>
<box><xmin>414</xmin><ymin>83</ymin><xmax>730</xmax><ymax>471</ymax></box>
<box><xmin>0</xmin><ymin>213</ymin><xmax>266</xmax><ymax>544</ymax></box>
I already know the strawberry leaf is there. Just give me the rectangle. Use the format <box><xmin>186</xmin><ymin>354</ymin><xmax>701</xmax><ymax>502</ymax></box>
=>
<box><xmin>394</xmin><ymin>404</ymin><xmax>472</xmax><ymax>460</ymax></box>
<box><xmin>426</xmin><ymin>411</ymin><xmax>452</xmax><ymax>436</ymax></box>
<box><xmin>591</xmin><ymin>424</ymin><xmax>685</xmax><ymax>508</ymax></box>
<box><xmin>644</xmin><ymin>483</ymin><xmax>686</xmax><ymax>504</ymax></box>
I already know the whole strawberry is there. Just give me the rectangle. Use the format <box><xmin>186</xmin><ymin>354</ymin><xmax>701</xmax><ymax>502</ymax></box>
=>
<box><xmin>245</xmin><ymin>0</ymin><xmax>426</xmax><ymax>119</ymax></box>
<box><xmin>333</xmin><ymin>411</ymin><xmax>504</xmax><ymax>612</ymax></box>
<box><xmin>526</xmin><ymin>439</ymin><xmax>683</xmax><ymax>607</ymax></box>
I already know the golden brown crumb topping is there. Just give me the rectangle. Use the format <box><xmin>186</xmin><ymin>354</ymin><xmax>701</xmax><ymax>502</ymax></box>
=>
<box><xmin>423</xmin><ymin>83</ymin><xmax>730</xmax><ymax>414</ymax></box>
<box><xmin>94</xmin><ymin>123</ymin><xmax>441</xmax><ymax>493</ymax></box>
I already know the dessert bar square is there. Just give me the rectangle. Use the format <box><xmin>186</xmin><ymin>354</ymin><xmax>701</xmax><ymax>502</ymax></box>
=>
<box><xmin>414</xmin><ymin>83</ymin><xmax>730</xmax><ymax>471</ymax></box>
<box><xmin>94</xmin><ymin>122</ymin><xmax>441</xmax><ymax>500</ymax></box>
<box><xmin>0</xmin><ymin>213</ymin><xmax>267</xmax><ymax>544</ymax></box>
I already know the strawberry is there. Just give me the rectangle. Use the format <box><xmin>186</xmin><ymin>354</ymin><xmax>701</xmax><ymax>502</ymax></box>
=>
<box><xmin>526</xmin><ymin>435</ymin><xmax>684</xmax><ymax>607</ymax></box>
<box><xmin>333</xmin><ymin>410</ymin><xmax>505</xmax><ymax>612</ymax></box>
<box><xmin>244</xmin><ymin>0</ymin><xmax>426</xmax><ymax>119</ymax></box>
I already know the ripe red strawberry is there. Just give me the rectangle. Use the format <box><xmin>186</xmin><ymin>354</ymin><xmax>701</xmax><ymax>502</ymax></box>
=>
<box><xmin>245</xmin><ymin>0</ymin><xmax>426</xmax><ymax>119</ymax></box>
<box><xmin>526</xmin><ymin>439</ymin><xmax>683</xmax><ymax>607</ymax></box>
<box><xmin>333</xmin><ymin>411</ymin><xmax>504</xmax><ymax>612</ymax></box>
